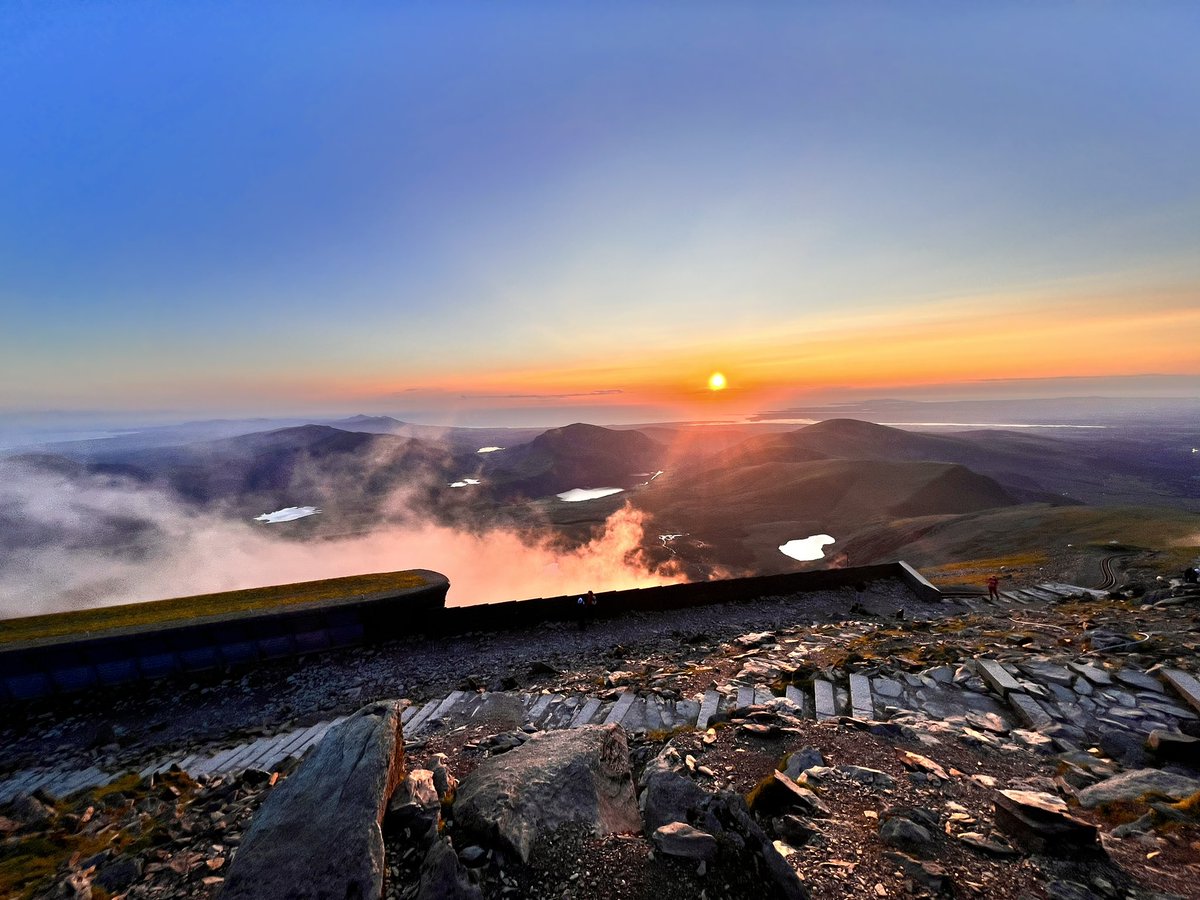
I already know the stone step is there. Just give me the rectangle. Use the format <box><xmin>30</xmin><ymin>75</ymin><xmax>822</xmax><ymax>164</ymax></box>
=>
<box><xmin>570</xmin><ymin>696</ymin><xmax>603</xmax><ymax>727</ymax></box>
<box><xmin>55</xmin><ymin>766</ymin><xmax>107</xmax><ymax>798</ymax></box>
<box><xmin>848</xmin><ymin>673</ymin><xmax>874</xmax><ymax>720</ymax></box>
<box><xmin>697</xmin><ymin>690</ymin><xmax>721</xmax><ymax>729</ymax></box>
<box><xmin>526</xmin><ymin>693</ymin><xmax>560</xmax><ymax>726</ymax></box>
<box><xmin>1007</xmin><ymin>692</ymin><xmax>1055</xmax><ymax>729</ymax></box>
<box><xmin>0</xmin><ymin>769</ymin><xmax>53</xmax><ymax>803</ymax></box>
<box><xmin>603</xmin><ymin>689</ymin><xmax>637</xmax><ymax>726</ymax></box>
<box><xmin>196</xmin><ymin>740</ymin><xmax>259</xmax><ymax>776</ymax></box>
<box><xmin>1022</xmin><ymin>587</ymin><xmax>1060</xmax><ymax>603</ymax></box>
<box><xmin>453</xmin><ymin>693</ymin><xmax>486</xmax><ymax>721</ymax></box>
<box><xmin>404</xmin><ymin>698</ymin><xmax>444</xmax><ymax>734</ymax></box>
<box><xmin>643</xmin><ymin>697</ymin><xmax>665</xmax><ymax>732</ymax></box>
<box><xmin>432</xmin><ymin>690</ymin><xmax>468</xmax><ymax>722</ymax></box>
<box><xmin>216</xmin><ymin>736</ymin><xmax>274</xmax><ymax>773</ymax></box>
<box><xmin>674</xmin><ymin>699</ymin><xmax>700</xmax><ymax>728</ymax></box>
<box><xmin>656</xmin><ymin>697</ymin><xmax>676</xmax><ymax>729</ymax></box>
<box><xmin>784</xmin><ymin>684</ymin><xmax>808</xmax><ymax>718</ymax></box>
<box><xmin>736</xmin><ymin>685</ymin><xmax>755</xmax><ymax>708</ymax></box>
<box><xmin>226</xmin><ymin>737</ymin><xmax>278</xmax><ymax>773</ymax></box>
<box><xmin>977</xmin><ymin>660</ymin><xmax>1023</xmax><ymax>698</ymax></box>
<box><xmin>1162</xmin><ymin>669</ymin><xmax>1200</xmax><ymax>716</ymax></box>
<box><xmin>1046</xmin><ymin>583</ymin><xmax>1107</xmax><ymax>600</ymax></box>
<box><xmin>813</xmin><ymin>678</ymin><xmax>838</xmax><ymax>721</ymax></box>
<box><xmin>545</xmin><ymin>696</ymin><xmax>581</xmax><ymax>729</ymax></box>
<box><xmin>619</xmin><ymin>698</ymin><xmax>648</xmax><ymax>732</ymax></box>
<box><xmin>272</xmin><ymin>721</ymin><xmax>333</xmax><ymax>765</ymax></box>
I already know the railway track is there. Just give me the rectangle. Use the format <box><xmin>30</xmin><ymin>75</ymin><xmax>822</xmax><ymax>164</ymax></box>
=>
<box><xmin>1097</xmin><ymin>553</ymin><xmax>1134</xmax><ymax>590</ymax></box>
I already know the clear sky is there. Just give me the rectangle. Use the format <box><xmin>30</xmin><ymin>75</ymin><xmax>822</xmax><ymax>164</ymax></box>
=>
<box><xmin>2</xmin><ymin>2</ymin><xmax>1198</xmax><ymax>425</ymax></box>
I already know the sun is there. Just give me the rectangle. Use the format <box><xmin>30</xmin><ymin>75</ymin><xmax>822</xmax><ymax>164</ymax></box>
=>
<box><xmin>707</xmin><ymin>371</ymin><xmax>727</xmax><ymax>392</ymax></box>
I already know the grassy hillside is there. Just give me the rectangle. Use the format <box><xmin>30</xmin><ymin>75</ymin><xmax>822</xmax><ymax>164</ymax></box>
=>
<box><xmin>640</xmin><ymin>458</ymin><xmax>1016</xmax><ymax>531</ymax></box>
<box><xmin>0</xmin><ymin>569</ymin><xmax>430</xmax><ymax>646</ymax></box>
<box><xmin>843</xmin><ymin>504</ymin><xmax>1200</xmax><ymax>588</ymax></box>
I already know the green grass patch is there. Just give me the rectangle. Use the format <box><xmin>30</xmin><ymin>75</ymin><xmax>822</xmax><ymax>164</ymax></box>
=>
<box><xmin>0</xmin><ymin>570</ymin><xmax>429</xmax><ymax>646</ymax></box>
<box><xmin>922</xmin><ymin>552</ymin><xmax>1050</xmax><ymax>585</ymax></box>
<box><xmin>0</xmin><ymin>770</ymin><xmax>200</xmax><ymax>899</ymax></box>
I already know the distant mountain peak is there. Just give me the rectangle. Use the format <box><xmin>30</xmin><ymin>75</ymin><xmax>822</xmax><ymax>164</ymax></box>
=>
<box><xmin>802</xmin><ymin>418</ymin><xmax>899</xmax><ymax>435</ymax></box>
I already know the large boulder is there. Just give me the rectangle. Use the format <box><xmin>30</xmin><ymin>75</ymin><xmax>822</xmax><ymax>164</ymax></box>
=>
<box><xmin>221</xmin><ymin>700</ymin><xmax>406</xmax><ymax>900</ymax></box>
<box><xmin>1077</xmin><ymin>768</ymin><xmax>1200</xmax><ymax>808</ymax></box>
<box><xmin>453</xmin><ymin>724</ymin><xmax>641</xmax><ymax>863</ymax></box>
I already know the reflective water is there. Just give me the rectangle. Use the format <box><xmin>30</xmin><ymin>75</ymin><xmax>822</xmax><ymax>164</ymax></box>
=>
<box><xmin>556</xmin><ymin>487</ymin><xmax>624</xmax><ymax>502</ymax></box>
<box><xmin>255</xmin><ymin>506</ymin><xmax>320</xmax><ymax>523</ymax></box>
<box><xmin>779</xmin><ymin>534</ymin><xmax>835</xmax><ymax>561</ymax></box>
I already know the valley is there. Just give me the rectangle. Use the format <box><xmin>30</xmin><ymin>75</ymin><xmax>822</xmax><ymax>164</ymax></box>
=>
<box><xmin>1</xmin><ymin>410</ymin><xmax>1197</xmax><ymax>617</ymax></box>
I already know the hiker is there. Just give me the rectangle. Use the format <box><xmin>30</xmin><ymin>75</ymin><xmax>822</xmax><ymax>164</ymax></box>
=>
<box><xmin>1184</xmin><ymin>567</ymin><xmax>1199</xmax><ymax>585</ymax></box>
<box><xmin>986</xmin><ymin>575</ymin><xmax>1000</xmax><ymax>600</ymax></box>
<box><xmin>576</xmin><ymin>595</ymin><xmax>587</xmax><ymax>630</ymax></box>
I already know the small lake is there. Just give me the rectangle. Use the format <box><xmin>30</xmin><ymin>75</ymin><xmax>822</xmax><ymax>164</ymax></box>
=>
<box><xmin>477</xmin><ymin>446</ymin><xmax>504</xmax><ymax>453</ymax></box>
<box><xmin>449</xmin><ymin>478</ymin><xmax>481</xmax><ymax>488</ymax></box>
<box><xmin>255</xmin><ymin>506</ymin><xmax>320</xmax><ymax>524</ymax></box>
<box><xmin>779</xmin><ymin>534</ymin><xmax>835</xmax><ymax>561</ymax></box>
<box><xmin>557</xmin><ymin>487</ymin><xmax>625</xmax><ymax>502</ymax></box>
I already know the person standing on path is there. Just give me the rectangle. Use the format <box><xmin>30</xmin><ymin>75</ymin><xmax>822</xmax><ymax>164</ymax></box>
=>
<box><xmin>577</xmin><ymin>590</ymin><xmax>598</xmax><ymax>630</ymax></box>
<box><xmin>986</xmin><ymin>575</ymin><xmax>1000</xmax><ymax>600</ymax></box>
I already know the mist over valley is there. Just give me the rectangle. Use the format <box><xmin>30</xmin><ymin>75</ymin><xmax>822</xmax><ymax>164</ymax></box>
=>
<box><xmin>3</xmin><ymin>401</ymin><xmax>1197</xmax><ymax>620</ymax></box>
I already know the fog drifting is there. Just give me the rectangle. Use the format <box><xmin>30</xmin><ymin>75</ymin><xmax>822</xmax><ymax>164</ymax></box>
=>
<box><xmin>0</xmin><ymin>460</ymin><xmax>683</xmax><ymax>619</ymax></box>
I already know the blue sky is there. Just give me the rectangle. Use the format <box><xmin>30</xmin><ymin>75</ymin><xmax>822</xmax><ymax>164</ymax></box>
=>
<box><xmin>2</xmin><ymin>2</ymin><xmax>1198</xmax><ymax>422</ymax></box>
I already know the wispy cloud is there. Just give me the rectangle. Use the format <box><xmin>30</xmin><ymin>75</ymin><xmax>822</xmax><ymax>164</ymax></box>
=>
<box><xmin>0</xmin><ymin>455</ymin><xmax>682</xmax><ymax>619</ymax></box>
<box><xmin>458</xmin><ymin>390</ymin><xmax>624</xmax><ymax>400</ymax></box>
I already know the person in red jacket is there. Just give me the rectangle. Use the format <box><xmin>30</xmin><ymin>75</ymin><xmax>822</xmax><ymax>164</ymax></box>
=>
<box><xmin>986</xmin><ymin>575</ymin><xmax>1000</xmax><ymax>600</ymax></box>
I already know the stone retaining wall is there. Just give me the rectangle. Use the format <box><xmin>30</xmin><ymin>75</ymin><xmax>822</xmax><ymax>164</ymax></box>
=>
<box><xmin>0</xmin><ymin>571</ymin><xmax>450</xmax><ymax>702</ymax></box>
<box><xmin>0</xmin><ymin>562</ymin><xmax>938</xmax><ymax>703</ymax></box>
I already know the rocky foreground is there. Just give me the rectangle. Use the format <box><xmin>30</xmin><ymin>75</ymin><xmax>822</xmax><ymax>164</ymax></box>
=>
<box><xmin>3</xmin><ymin>575</ymin><xmax>1200</xmax><ymax>898</ymax></box>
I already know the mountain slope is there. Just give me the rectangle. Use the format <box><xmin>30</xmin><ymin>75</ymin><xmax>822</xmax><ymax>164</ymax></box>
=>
<box><xmin>85</xmin><ymin>425</ymin><xmax>453</xmax><ymax>509</ymax></box>
<box><xmin>478</xmin><ymin>423</ymin><xmax>664</xmax><ymax>497</ymax></box>
<box><xmin>639</xmin><ymin>457</ymin><xmax>1017</xmax><ymax>531</ymax></box>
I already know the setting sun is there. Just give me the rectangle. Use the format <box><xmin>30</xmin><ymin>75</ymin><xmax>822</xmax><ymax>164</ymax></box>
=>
<box><xmin>707</xmin><ymin>372</ymin><xmax>727</xmax><ymax>392</ymax></box>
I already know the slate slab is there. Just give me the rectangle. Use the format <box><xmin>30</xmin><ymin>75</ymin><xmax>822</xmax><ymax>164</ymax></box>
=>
<box><xmin>1008</xmin><ymin>693</ymin><xmax>1054</xmax><ymax>730</ymax></box>
<box><xmin>1162</xmin><ymin>669</ymin><xmax>1200</xmax><ymax>716</ymax></box>
<box><xmin>993</xmin><ymin>789</ymin><xmax>1098</xmax><ymax>855</ymax></box>
<box><xmin>813</xmin><ymin>679</ymin><xmax>837</xmax><ymax>721</ymax></box>
<box><xmin>1077</xmin><ymin>768</ymin><xmax>1200</xmax><ymax>808</ymax></box>
<box><xmin>977</xmin><ymin>660</ymin><xmax>1022</xmax><ymax>697</ymax></box>
<box><xmin>849</xmin><ymin>673</ymin><xmax>874</xmax><ymax>720</ymax></box>
<box><xmin>221</xmin><ymin>700</ymin><xmax>406</xmax><ymax>900</ymax></box>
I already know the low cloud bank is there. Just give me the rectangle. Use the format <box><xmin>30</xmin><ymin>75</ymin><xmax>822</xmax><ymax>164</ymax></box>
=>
<box><xmin>0</xmin><ymin>461</ymin><xmax>684</xmax><ymax>619</ymax></box>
